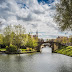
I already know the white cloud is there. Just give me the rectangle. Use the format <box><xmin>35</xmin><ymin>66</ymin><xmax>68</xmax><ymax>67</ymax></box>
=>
<box><xmin>0</xmin><ymin>0</ymin><xmax>70</xmax><ymax>39</ymax></box>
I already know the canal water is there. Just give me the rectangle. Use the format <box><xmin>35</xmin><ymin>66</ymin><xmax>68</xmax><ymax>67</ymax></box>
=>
<box><xmin>0</xmin><ymin>46</ymin><xmax>72</xmax><ymax>72</ymax></box>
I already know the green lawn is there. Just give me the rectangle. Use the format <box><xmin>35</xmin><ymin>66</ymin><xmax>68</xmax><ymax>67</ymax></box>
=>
<box><xmin>0</xmin><ymin>48</ymin><xmax>6</xmax><ymax>51</ymax></box>
<box><xmin>21</xmin><ymin>48</ymin><xmax>36</xmax><ymax>53</ymax></box>
<box><xmin>55</xmin><ymin>46</ymin><xmax>72</xmax><ymax>56</ymax></box>
<box><xmin>0</xmin><ymin>48</ymin><xmax>36</xmax><ymax>53</ymax></box>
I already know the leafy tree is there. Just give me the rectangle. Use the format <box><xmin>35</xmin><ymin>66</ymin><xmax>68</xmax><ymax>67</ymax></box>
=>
<box><xmin>2</xmin><ymin>24</ymin><xmax>38</xmax><ymax>50</ymax></box>
<box><xmin>25</xmin><ymin>35</ymin><xmax>38</xmax><ymax>48</ymax></box>
<box><xmin>54</xmin><ymin>0</ymin><xmax>72</xmax><ymax>31</ymax></box>
<box><xmin>6</xmin><ymin>44</ymin><xmax>17</xmax><ymax>53</ymax></box>
<box><xmin>69</xmin><ymin>37</ymin><xmax>72</xmax><ymax>45</ymax></box>
<box><xmin>3</xmin><ymin>35</ymin><xmax>11</xmax><ymax>46</ymax></box>
<box><xmin>3</xmin><ymin>25</ymin><xmax>12</xmax><ymax>46</ymax></box>
<box><xmin>62</xmin><ymin>37</ymin><xmax>67</xmax><ymax>44</ymax></box>
<box><xmin>32</xmin><ymin>37</ymin><xmax>38</xmax><ymax>48</ymax></box>
<box><xmin>10</xmin><ymin>32</ymin><xmax>16</xmax><ymax>44</ymax></box>
<box><xmin>25</xmin><ymin>35</ymin><xmax>33</xmax><ymax>48</ymax></box>
<box><xmin>0</xmin><ymin>34</ymin><xmax>3</xmax><ymax>44</ymax></box>
<box><xmin>14</xmin><ymin>24</ymin><xmax>25</xmax><ymax>35</ymax></box>
<box><xmin>3</xmin><ymin>25</ymin><xmax>12</xmax><ymax>36</ymax></box>
<box><xmin>13</xmin><ymin>25</ymin><xmax>26</xmax><ymax>49</ymax></box>
<box><xmin>21</xmin><ymin>34</ymin><xmax>28</xmax><ymax>46</ymax></box>
<box><xmin>69</xmin><ymin>38</ymin><xmax>72</xmax><ymax>43</ymax></box>
<box><xmin>3</xmin><ymin>24</ymin><xmax>26</xmax><ymax>48</ymax></box>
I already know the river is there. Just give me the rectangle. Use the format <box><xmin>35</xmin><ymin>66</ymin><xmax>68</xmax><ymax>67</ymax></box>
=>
<box><xmin>0</xmin><ymin>46</ymin><xmax>72</xmax><ymax>72</ymax></box>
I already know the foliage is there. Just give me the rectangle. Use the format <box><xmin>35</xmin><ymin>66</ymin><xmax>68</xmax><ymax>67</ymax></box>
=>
<box><xmin>69</xmin><ymin>38</ymin><xmax>72</xmax><ymax>43</ymax></box>
<box><xmin>55</xmin><ymin>46</ymin><xmax>72</xmax><ymax>56</ymax></box>
<box><xmin>3</xmin><ymin>25</ymin><xmax>26</xmax><ymax>48</ymax></box>
<box><xmin>54</xmin><ymin>0</ymin><xmax>72</xmax><ymax>31</ymax></box>
<box><xmin>54</xmin><ymin>36</ymin><xmax>70</xmax><ymax>44</ymax></box>
<box><xmin>3</xmin><ymin>35</ymin><xmax>11</xmax><ymax>46</ymax></box>
<box><xmin>6</xmin><ymin>44</ymin><xmax>17</xmax><ymax>52</ymax></box>
<box><xmin>3</xmin><ymin>25</ymin><xmax>12</xmax><ymax>36</ymax></box>
<box><xmin>12</xmin><ymin>35</ymin><xmax>22</xmax><ymax>49</ymax></box>
<box><xmin>0</xmin><ymin>24</ymin><xmax>38</xmax><ymax>53</ymax></box>
<box><xmin>25</xmin><ymin>35</ymin><xmax>38</xmax><ymax>48</ymax></box>
<box><xmin>0</xmin><ymin>34</ymin><xmax>3</xmax><ymax>44</ymax></box>
<box><xmin>0</xmin><ymin>48</ymin><xmax>6</xmax><ymax>51</ymax></box>
<box><xmin>21</xmin><ymin>48</ymin><xmax>36</xmax><ymax>53</ymax></box>
<box><xmin>62</xmin><ymin>37</ymin><xmax>67</xmax><ymax>43</ymax></box>
<box><xmin>32</xmin><ymin>37</ymin><xmax>38</xmax><ymax>48</ymax></box>
<box><xmin>13</xmin><ymin>25</ymin><xmax>25</xmax><ymax>48</ymax></box>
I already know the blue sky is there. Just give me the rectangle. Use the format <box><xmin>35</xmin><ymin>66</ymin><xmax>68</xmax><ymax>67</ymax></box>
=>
<box><xmin>38</xmin><ymin>0</ymin><xmax>55</xmax><ymax>4</ymax></box>
<box><xmin>0</xmin><ymin>0</ymin><xmax>71</xmax><ymax>39</ymax></box>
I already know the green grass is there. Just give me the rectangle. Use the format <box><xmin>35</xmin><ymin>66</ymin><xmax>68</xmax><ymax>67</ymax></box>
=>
<box><xmin>0</xmin><ymin>48</ymin><xmax>6</xmax><ymax>51</ymax></box>
<box><xmin>0</xmin><ymin>48</ymin><xmax>36</xmax><ymax>53</ymax></box>
<box><xmin>21</xmin><ymin>48</ymin><xmax>36</xmax><ymax>53</ymax></box>
<box><xmin>55</xmin><ymin>46</ymin><xmax>72</xmax><ymax>56</ymax></box>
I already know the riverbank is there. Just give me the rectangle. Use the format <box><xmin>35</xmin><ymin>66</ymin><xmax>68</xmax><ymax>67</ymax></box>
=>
<box><xmin>0</xmin><ymin>48</ymin><xmax>37</xmax><ymax>54</ymax></box>
<box><xmin>54</xmin><ymin>46</ymin><xmax>72</xmax><ymax>57</ymax></box>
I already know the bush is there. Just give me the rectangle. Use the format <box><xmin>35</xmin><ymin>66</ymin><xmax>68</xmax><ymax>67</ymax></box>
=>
<box><xmin>55</xmin><ymin>46</ymin><xmax>72</xmax><ymax>56</ymax></box>
<box><xmin>20</xmin><ymin>45</ymin><xmax>26</xmax><ymax>49</ymax></box>
<box><xmin>26</xmin><ymin>47</ymin><xmax>32</xmax><ymax>51</ymax></box>
<box><xmin>6</xmin><ymin>45</ymin><xmax>17</xmax><ymax>53</ymax></box>
<box><xmin>0</xmin><ymin>44</ymin><xmax>6</xmax><ymax>48</ymax></box>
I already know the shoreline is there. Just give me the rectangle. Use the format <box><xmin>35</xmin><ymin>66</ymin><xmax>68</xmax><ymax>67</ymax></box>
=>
<box><xmin>54</xmin><ymin>46</ymin><xmax>72</xmax><ymax>57</ymax></box>
<box><xmin>54</xmin><ymin>52</ymin><xmax>72</xmax><ymax>57</ymax></box>
<box><xmin>0</xmin><ymin>50</ymin><xmax>72</xmax><ymax>57</ymax></box>
<box><xmin>0</xmin><ymin>51</ymin><xmax>37</xmax><ymax>54</ymax></box>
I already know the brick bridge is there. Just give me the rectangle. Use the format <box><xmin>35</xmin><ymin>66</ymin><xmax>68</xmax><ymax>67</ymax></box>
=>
<box><xmin>36</xmin><ymin>41</ymin><xmax>65</xmax><ymax>52</ymax></box>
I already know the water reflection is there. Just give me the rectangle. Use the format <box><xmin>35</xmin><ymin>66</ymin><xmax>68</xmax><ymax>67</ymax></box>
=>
<box><xmin>0</xmin><ymin>47</ymin><xmax>72</xmax><ymax>72</ymax></box>
<box><xmin>41</xmin><ymin>46</ymin><xmax>52</xmax><ymax>53</ymax></box>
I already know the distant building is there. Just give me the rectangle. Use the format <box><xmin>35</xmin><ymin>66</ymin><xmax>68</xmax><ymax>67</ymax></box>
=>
<box><xmin>69</xmin><ymin>35</ymin><xmax>72</xmax><ymax>38</ymax></box>
<box><xmin>30</xmin><ymin>30</ymin><xmax>38</xmax><ymax>39</ymax></box>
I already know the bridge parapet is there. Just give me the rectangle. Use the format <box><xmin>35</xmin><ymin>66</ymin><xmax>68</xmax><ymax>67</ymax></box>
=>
<box><xmin>36</xmin><ymin>41</ymin><xmax>66</xmax><ymax>52</ymax></box>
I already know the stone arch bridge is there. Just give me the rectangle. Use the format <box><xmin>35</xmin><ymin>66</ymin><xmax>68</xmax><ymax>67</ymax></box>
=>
<box><xmin>36</xmin><ymin>42</ymin><xmax>65</xmax><ymax>52</ymax></box>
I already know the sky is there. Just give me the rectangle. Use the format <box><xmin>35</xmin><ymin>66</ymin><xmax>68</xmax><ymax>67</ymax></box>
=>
<box><xmin>0</xmin><ymin>0</ymin><xmax>71</xmax><ymax>39</ymax></box>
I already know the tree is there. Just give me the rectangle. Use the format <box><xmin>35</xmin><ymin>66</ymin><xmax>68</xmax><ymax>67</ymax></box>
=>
<box><xmin>3</xmin><ymin>25</ymin><xmax>12</xmax><ymax>46</ymax></box>
<box><xmin>3</xmin><ymin>25</ymin><xmax>12</xmax><ymax>36</ymax></box>
<box><xmin>32</xmin><ymin>37</ymin><xmax>38</xmax><ymax>48</ymax></box>
<box><xmin>3</xmin><ymin>24</ymin><xmax>26</xmax><ymax>48</ymax></box>
<box><xmin>14</xmin><ymin>24</ymin><xmax>25</xmax><ymax>35</ymax></box>
<box><xmin>3</xmin><ymin>35</ymin><xmax>11</xmax><ymax>46</ymax></box>
<box><xmin>25</xmin><ymin>35</ymin><xmax>33</xmax><ymax>48</ymax></box>
<box><xmin>10</xmin><ymin>32</ymin><xmax>16</xmax><ymax>45</ymax></box>
<box><xmin>25</xmin><ymin>35</ymin><xmax>38</xmax><ymax>48</ymax></box>
<box><xmin>0</xmin><ymin>34</ymin><xmax>3</xmax><ymax>44</ymax></box>
<box><xmin>6</xmin><ymin>45</ymin><xmax>17</xmax><ymax>53</ymax></box>
<box><xmin>62</xmin><ymin>37</ymin><xmax>67</xmax><ymax>44</ymax></box>
<box><xmin>13</xmin><ymin>24</ymin><xmax>26</xmax><ymax>49</ymax></box>
<box><xmin>69</xmin><ymin>37</ymin><xmax>72</xmax><ymax>45</ymax></box>
<box><xmin>54</xmin><ymin>0</ymin><xmax>72</xmax><ymax>31</ymax></box>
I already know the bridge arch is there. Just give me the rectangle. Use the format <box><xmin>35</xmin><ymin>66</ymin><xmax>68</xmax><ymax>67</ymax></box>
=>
<box><xmin>38</xmin><ymin>43</ymin><xmax>52</xmax><ymax>52</ymax></box>
<box><xmin>36</xmin><ymin>42</ymin><xmax>64</xmax><ymax>52</ymax></box>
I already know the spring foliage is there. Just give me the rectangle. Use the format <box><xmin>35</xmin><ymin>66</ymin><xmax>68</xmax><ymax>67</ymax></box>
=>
<box><xmin>54</xmin><ymin>0</ymin><xmax>72</xmax><ymax>31</ymax></box>
<box><xmin>0</xmin><ymin>25</ymin><xmax>38</xmax><ymax>50</ymax></box>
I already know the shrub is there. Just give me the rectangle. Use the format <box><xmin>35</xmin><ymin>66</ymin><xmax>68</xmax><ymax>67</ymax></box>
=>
<box><xmin>6</xmin><ymin>45</ymin><xmax>17</xmax><ymax>53</ymax></box>
<box><xmin>17</xmin><ymin>49</ymin><xmax>22</xmax><ymax>53</ymax></box>
<box><xmin>26</xmin><ymin>47</ymin><xmax>30</xmax><ymax>51</ymax></box>
<box><xmin>29</xmin><ymin>49</ymin><xmax>31</xmax><ymax>51</ymax></box>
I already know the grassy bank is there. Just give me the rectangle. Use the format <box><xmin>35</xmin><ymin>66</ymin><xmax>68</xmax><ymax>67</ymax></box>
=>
<box><xmin>55</xmin><ymin>46</ymin><xmax>72</xmax><ymax>56</ymax></box>
<box><xmin>0</xmin><ymin>48</ymin><xmax>6</xmax><ymax>51</ymax></box>
<box><xmin>0</xmin><ymin>48</ymin><xmax>36</xmax><ymax>54</ymax></box>
<box><xmin>21</xmin><ymin>48</ymin><xmax>36</xmax><ymax>53</ymax></box>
